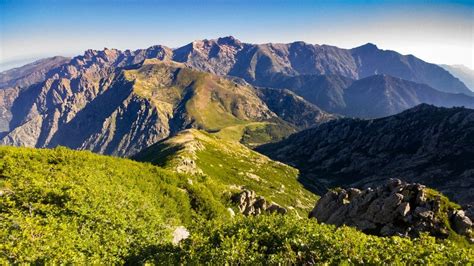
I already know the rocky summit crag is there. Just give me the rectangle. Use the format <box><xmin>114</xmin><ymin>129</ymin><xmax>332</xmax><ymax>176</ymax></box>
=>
<box><xmin>310</xmin><ymin>179</ymin><xmax>473</xmax><ymax>241</ymax></box>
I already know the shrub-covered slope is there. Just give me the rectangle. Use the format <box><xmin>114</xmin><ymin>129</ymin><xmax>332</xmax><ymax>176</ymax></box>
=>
<box><xmin>133</xmin><ymin>129</ymin><xmax>317</xmax><ymax>214</ymax></box>
<box><xmin>0</xmin><ymin>146</ymin><xmax>230</xmax><ymax>263</ymax></box>
<box><xmin>151</xmin><ymin>215</ymin><xmax>473</xmax><ymax>264</ymax></box>
<box><xmin>0</xmin><ymin>146</ymin><xmax>472</xmax><ymax>264</ymax></box>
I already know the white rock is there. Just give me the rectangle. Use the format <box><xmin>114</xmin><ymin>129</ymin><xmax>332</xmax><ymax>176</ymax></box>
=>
<box><xmin>172</xmin><ymin>226</ymin><xmax>189</xmax><ymax>245</ymax></box>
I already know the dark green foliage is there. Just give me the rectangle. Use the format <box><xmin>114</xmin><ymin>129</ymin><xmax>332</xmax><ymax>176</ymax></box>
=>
<box><xmin>240</xmin><ymin>121</ymin><xmax>295</xmax><ymax>146</ymax></box>
<box><xmin>147</xmin><ymin>215</ymin><xmax>473</xmax><ymax>264</ymax></box>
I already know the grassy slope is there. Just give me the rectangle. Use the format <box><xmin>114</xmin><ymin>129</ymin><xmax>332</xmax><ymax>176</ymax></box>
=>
<box><xmin>1</xmin><ymin>146</ymin><xmax>472</xmax><ymax>264</ymax></box>
<box><xmin>0</xmin><ymin>146</ymin><xmax>230</xmax><ymax>263</ymax></box>
<box><xmin>133</xmin><ymin>129</ymin><xmax>317</xmax><ymax>215</ymax></box>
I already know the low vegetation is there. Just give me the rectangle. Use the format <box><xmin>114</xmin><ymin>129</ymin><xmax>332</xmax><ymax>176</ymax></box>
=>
<box><xmin>0</xmin><ymin>146</ymin><xmax>229</xmax><ymax>263</ymax></box>
<box><xmin>0</xmin><ymin>146</ymin><xmax>472</xmax><ymax>264</ymax></box>
<box><xmin>134</xmin><ymin>129</ymin><xmax>317</xmax><ymax>215</ymax></box>
<box><xmin>142</xmin><ymin>215</ymin><xmax>473</xmax><ymax>264</ymax></box>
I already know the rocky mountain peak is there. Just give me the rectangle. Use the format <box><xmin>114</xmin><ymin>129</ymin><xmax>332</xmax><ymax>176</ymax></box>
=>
<box><xmin>78</xmin><ymin>48</ymin><xmax>118</xmax><ymax>62</ymax></box>
<box><xmin>217</xmin><ymin>36</ymin><xmax>242</xmax><ymax>46</ymax></box>
<box><xmin>353</xmin><ymin>42</ymin><xmax>379</xmax><ymax>53</ymax></box>
<box><xmin>290</xmin><ymin>40</ymin><xmax>309</xmax><ymax>47</ymax></box>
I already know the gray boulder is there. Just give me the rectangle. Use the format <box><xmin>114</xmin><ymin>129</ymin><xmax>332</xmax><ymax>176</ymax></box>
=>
<box><xmin>232</xmin><ymin>189</ymin><xmax>287</xmax><ymax>216</ymax></box>
<box><xmin>309</xmin><ymin>179</ymin><xmax>472</xmax><ymax>239</ymax></box>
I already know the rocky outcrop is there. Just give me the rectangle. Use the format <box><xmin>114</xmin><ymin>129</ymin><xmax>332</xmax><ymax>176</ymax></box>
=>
<box><xmin>451</xmin><ymin>210</ymin><xmax>473</xmax><ymax>236</ymax></box>
<box><xmin>309</xmin><ymin>179</ymin><xmax>473</xmax><ymax>239</ymax></box>
<box><xmin>258</xmin><ymin>104</ymin><xmax>474</xmax><ymax>205</ymax></box>
<box><xmin>232</xmin><ymin>190</ymin><xmax>287</xmax><ymax>216</ymax></box>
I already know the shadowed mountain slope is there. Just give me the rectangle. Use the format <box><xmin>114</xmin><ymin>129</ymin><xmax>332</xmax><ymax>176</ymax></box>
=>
<box><xmin>257</xmin><ymin>104</ymin><xmax>474</xmax><ymax>205</ymax></box>
<box><xmin>341</xmin><ymin>75</ymin><xmax>474</xmax><ymax>118</ymax></box>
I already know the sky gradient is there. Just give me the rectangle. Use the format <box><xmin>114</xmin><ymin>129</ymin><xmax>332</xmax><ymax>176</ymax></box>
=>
<box><xmin>0</xmin><ymin>0</ymin><xmax>473</xmax><ymax>71</ymax></box>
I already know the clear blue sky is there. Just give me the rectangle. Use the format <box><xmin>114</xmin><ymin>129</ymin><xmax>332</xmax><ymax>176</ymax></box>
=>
<box><xmin>0</xmin><ymin>0</ymin><xmax>473</xmax><ymax>70</ymax></box>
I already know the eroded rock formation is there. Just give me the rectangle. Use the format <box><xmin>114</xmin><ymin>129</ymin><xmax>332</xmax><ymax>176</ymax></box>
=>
<box><xmin>232</xmin><ymin>190</ymin><xmax>287</xmax><ymax>216</ymax></box>
<box><xmin>309</xmin><ymin>179</ymin><xmax>473</xmax><ymax>240</ymax></box>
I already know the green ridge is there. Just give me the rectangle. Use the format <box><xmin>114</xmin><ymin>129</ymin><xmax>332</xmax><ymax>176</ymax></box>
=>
<box><xmin>134</xmin><ymin>129</ymin><xmax>317</xmax><ymax>215</ymax></box>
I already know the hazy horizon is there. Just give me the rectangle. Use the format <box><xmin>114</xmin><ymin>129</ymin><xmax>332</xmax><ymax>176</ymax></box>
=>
<box><xmin>1</xmin><ymin>0</ymin><xmax>473</xmax><ymax>71</ymax></box>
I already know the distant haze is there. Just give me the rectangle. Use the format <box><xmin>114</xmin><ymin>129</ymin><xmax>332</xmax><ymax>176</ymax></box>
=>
<box><xmin>0</xmin><ymin>0</ymin><xmax>473</xmax><ymax>71</ymax></box>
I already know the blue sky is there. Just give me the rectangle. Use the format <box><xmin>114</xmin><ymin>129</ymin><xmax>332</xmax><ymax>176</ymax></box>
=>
<box><xmin>0</xmin><ymin>0</ymin><xmax>473</xmax><ymax>70</ymax></box>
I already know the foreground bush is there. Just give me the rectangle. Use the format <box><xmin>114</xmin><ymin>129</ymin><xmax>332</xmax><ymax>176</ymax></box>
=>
<box><xmin>149</xmin><ymin>215</ymin><xmax>473</xmax><ymax>264</ymax></box>
<box><xmin>0</xmin><ymin>146</ymin><xmax>227</xmax><ymax>263</ymax></box>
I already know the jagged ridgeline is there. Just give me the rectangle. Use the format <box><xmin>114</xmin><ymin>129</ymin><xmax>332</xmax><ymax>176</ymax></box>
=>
<box><xmin>1</xmin><ymin>146</ymin><xmax>472</xmax><ymax>264</ymax></box>
<box><xmin>1</xmin><ymin>36</ymin><xmax>474</xmax><ymax>264</ymax></box>
<box><xmin>0</xmin><ymin>58</ymin><xmax>331</xmax><ymax>156</ymax></box>
<box><xmin>2</xmin><ymin>37</ymin><xmax>474</xmax><ymax>156</ymax></box>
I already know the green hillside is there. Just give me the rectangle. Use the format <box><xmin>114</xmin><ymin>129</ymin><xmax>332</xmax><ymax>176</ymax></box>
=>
<box><xmin>1</xmin><ymin>146</ymin><xmax>472</xmax><ymax>264</ymax></box>
<box><xmin>0</xmin><ymin>146</ymin><xmax>230</xmax><ymax>263</ymax></box>
<box><xmin>133</xmin><ymin>129</ymin><xmax>316</xmax><ymax>215</ymax></box>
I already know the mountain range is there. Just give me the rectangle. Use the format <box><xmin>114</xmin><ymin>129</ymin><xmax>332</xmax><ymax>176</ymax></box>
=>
<box><xmin>0</xmin><ymin>36</ymin><xmax>473</xmax><ymax>155</ymax></box>
<box><xmin>1</xmin><ymin>58</ymin><xmax>331</xmax><ymax>156</ymax></box>
<box><xmin>440</xmin><ymin>64</ymin><xmax>474</xmax><ymax>92</ymax></box>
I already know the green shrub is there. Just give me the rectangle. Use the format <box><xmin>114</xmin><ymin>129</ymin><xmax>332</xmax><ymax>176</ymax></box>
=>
<box><xmin>150</xmin><ymin>215</ymin><xmax>473</xmax><ymax>264</ymax></box>
<box><xmin>0</xmin><ymin>146</ymin><xmax>226</xmax><ymax>263</ymax></box>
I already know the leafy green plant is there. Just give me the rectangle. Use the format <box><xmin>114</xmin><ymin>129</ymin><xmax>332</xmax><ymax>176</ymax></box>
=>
<box><xmin>151</xmin><ymin>215</ymin><xmax>473</xmax><ymax>264</ymax></box>
<box><xmin>0</xmin><ymin>146</ymin><xmax>226</xmax><ymax>263</ymax></box>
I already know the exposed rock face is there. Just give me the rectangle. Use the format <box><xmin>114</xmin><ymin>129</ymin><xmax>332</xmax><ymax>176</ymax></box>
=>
<box><xmin>0</xmin><ymin>87</ymin><xmax>19</xmax><ymax>132</ymax></box>
<box><xmin>0</xmin><ymin>56</ymin><xmax>70</xmax><ymax>89</ymax></box>
<box><xmin>309</xmin><ymin>179</ymin><xmax>473</xmax><ymax>239</ymax></box>
<box><xmin>1</xmin><ymin>37</ymin><xmax>473</xmax><ymax>155</ymax></box>
<box><xmin>258</xmin><ymin>104</ymin><xmax>474</xmax><ymax>205</ymax></box>
<box><xmin>451</xmin><ymin>210</ymin><xmax>473</xmax><ymax>236</ymax></box>
<box><xmin>2</xmin><ymin>59</ymin><xmax>319</xmax><ymax>156</ymax></box>
<box><xmin>0</xmin><ymin>51</ymin><xmax>333</xmax><ymax>156</ymax></box>
<box><xmin>171</xmin><ymin>38</ymin><xmax>471</xmax><ymax>96</ymax></box>
<box><xmin>232</xmin><ymin>190</ymin><xmax>287</xmax><ymax>216</ymax></box>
